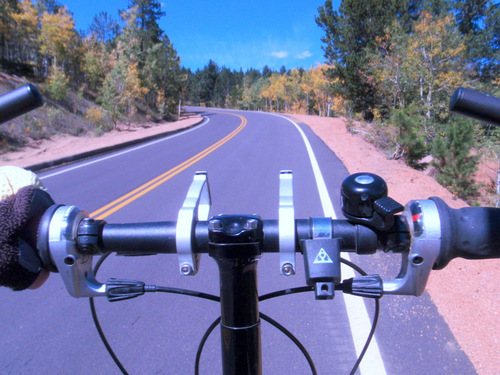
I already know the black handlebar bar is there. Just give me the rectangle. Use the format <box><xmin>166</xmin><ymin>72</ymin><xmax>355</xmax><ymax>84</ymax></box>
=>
<box><xmin>0</xmin><ymin>84</ymin><xmax>43</xmax><ymax>125</ymax></box>
<box><xmin>69</xmin><ymin>203</ymin><xmax>500</xmax><ymax>269</ymax></box>
<box><xmin>431</xmin><ymin>197</ymin><xmax>500</xmax><ymax>269</ymax></box>
<box><xmin>32</xmin><ymin>170</ymin><xmax>500</xmax><ymax>302</ymax></box>
<box><xmin>450</xmin><ymin>87</ymin><xmax>500</xmax><ymax>126</ymax></box>
<box><xmin>77</xmin><ymin>218</ymin><xmax>387</xmax><ymax>257</ymax></box>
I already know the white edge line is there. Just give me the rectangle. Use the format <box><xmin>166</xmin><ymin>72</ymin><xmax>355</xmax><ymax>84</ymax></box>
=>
<box><xmin>276</xmin><ymin>113</ymin><xmax>387</xmax><ymax>375</ymax></box>
<box><xmin>40</xmin><ymin>116</ymin><xmax>210</xmax><ymax>179</ymax></box>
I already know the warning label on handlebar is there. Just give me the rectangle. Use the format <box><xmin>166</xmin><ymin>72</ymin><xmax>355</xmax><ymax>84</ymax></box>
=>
<box><xmin>313</xmin><ymin>248</ymin><xmax>334</xmax><ymax>264</ymax></box>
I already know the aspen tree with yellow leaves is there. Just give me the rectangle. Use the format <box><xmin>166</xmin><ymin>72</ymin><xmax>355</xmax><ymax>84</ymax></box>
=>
<box><xmin>304</xmin><ymin>64</ymin><xmax>341</xmax><ymax>117</ymax></box>
<box><xmin>0</xmin><ymin>0</ymin><xmax>19</xmax><ymax>61</ymax></box>
<box><xmin>0</xmin><ymin>1</ymin><xmax>183</xmax><ymax>122</ymax></box>
<box><xmin>38</xmin><ymin>6</ymin><xmax>78</xmax><ymax>69</ymax></box>
<box><xmin>10</xmin><ymin>0</ymin><xmax>39</xmax><ymax>66</ymax></box>
<box><xmin>408</xmin><ymin>12</ymin><xmax>466</xmax><ymax>121</ymax></box>
<box><xmin>261</xmin><ymin>73</ymin><xmax>288</xmax><ymax>112</ymax></box>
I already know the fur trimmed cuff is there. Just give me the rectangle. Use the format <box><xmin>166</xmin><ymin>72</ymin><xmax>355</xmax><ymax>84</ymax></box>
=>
<box><xmin>0</xmin><ymin>186</ymin><xmax>41</xmax><ymax>290</ymax></box>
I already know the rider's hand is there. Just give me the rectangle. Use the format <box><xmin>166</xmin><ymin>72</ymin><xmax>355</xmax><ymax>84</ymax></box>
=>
<box><xmin>0</xmin><ymin>166</ymin><xmax>54</xmax><ymax>290</ymax></box>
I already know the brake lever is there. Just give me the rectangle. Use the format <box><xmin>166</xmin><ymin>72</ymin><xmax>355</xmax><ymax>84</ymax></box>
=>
<box><xmin>383</xmin><ymin>199</ymin><xmax>441</xmax><ymax>296</ymax></box>
<box><xmin>47</xmin><ymin>205</ymin><xmax>106</xmax><ymax>297</ymax></box>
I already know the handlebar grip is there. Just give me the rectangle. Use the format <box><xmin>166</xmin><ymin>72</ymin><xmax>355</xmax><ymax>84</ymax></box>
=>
<box><xmin>430</xmin><ymin>197</ymin><xmax>500</xmax><ymax>269</ymax></box>
<box><xmin>0</xmin><ymin>84</ymin><xmax>44</xmax><ymax>125</ymax></box>
<box><xmin>449</xmin><ymin>87</ymin><xmax>500</xmax><ymax>126</ymax></box>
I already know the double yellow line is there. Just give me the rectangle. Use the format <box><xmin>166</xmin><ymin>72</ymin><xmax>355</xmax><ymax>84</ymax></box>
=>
<box><xmin>91</xmin><ymin>113</ymin><xmax>247</xmax><ymax>220</ymax></box>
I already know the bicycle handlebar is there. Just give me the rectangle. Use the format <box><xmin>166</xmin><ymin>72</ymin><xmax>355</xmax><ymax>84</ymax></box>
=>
<box><xmin>450</xmin><ymin>87</ymin><xmax>500</xmax><ymax>126</ymax></box>
<box><xmin>34</xmin><ymin>170</ymin><xmax>500</xmax><ymax>301</ymax></box>
<box><xmin>0</xmin><ymin>84</ymin><xmax>43</xmax><ymax>125</ymax></box>
<box><xmin>431</xmin><ymin>197</ymin><xmax>500</xmax><ymax>269</ymax></box>
<box><xmin>0</xmin><ymin>83</ymin><xmax>497</xmax><ymax>299</ymax></box>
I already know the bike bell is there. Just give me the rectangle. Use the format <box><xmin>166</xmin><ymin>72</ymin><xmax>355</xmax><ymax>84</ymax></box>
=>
<box><xmin>341</xmin><ymin>173</ymin><xmax>388</xmax><ymax>219</ymax></box>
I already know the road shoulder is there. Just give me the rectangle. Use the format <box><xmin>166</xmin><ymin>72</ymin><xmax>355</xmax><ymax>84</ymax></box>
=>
<box><xmin>0</xmin><ymin>113</ymin><xmax>203</xmax><ymax>171</ymax></box>
<box><xmin>292</xmin><ymin>113</ymin><xmax>499</xmax><ymax>375</ymax></box>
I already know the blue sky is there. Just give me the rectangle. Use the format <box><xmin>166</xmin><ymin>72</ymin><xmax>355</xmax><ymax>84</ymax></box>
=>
<box><xmin>58</xmin><ymin>0</ymin><xmax>340</xmax><ymax>72</ymax></box>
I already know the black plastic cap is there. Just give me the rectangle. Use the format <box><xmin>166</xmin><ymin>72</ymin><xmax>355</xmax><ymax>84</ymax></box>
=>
<box><xmin>450</xmin><ymin>87</ymin><xmax>500</xmax><ymax>126</ymax></box>
<box><xmin>0</xmin><ymin>84</ymin><xmax>44</xmax><ymax>125</ymax></box>
<box><xmin>341</xmin><ymin>173</ymin><xmax>388</xmax><ymax>218</ymax></box>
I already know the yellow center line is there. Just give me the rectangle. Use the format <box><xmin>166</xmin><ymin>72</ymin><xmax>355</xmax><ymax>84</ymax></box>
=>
<box><xmin>91</xmin><ymin>112</ymin><xmax>247</xmax><ymax>220</ymax></box>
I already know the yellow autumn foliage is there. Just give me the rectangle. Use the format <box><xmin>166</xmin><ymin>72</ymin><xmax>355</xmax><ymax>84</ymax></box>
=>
<box><xmin>38</xmin><ymin>7</ymin><xmax>77</xmax><ymax>64</ymax></box>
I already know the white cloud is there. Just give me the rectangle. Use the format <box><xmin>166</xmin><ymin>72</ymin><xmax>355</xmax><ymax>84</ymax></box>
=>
<box><xmin>296</xmin><ymin>50</ymin><xmax>312</xmax><ymax>59</ymax></box>
<box><xmin>270</xmin><ymin>51</ymin><xmax>289</xmax><ymax>58</ymax></box>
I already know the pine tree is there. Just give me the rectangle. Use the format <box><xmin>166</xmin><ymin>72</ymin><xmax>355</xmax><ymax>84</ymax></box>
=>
<box><xmin>197</xmin><ymin>60</ymin><xmax>219</xmax><ymax>106</ymax></box>
<box><xmin>127</xmin><ymin>0</ymin><xmax>164</xmax><ymax>54</ymax></box>
<box><xmin>262</xmin><ymin>65</ymin><xmax>273</xmax><ymax>79</ymax></box>
<box><xmin>143</xmin><ymin>34</ymin><xmax>182</xmax><ymax>116</ymax></box>
<box><xmin>432</xmin><ymin>117</ymin><xmax>480</xmax><ymax>201</ymax></box>
<box><xmin>119</xmin><ymin>1</ymin><xmax>182</xmax><ymax>116</ymax></box>
<box><xmin>88</xmin><ymin>11</ymin><xmax>119</xmax><ymax>48</ymax></box>
<box><xmin>392</xmin><ymin>109</ymin><xmax>428</xmax><ymax>169</ymax></box>
<box><xmin>213</xmin><ymin>67</ymin><xmax>234</xmax><ymax>108</ymax></box>
<box><xmin>316</xmin><ymin>0</ymin><xmax>410</xmax><ymax>118</ymax></box>
<box><xmin>453</xmin><ymin>0</ymin><xmax>497</xmax><ymax>81</ymax></box>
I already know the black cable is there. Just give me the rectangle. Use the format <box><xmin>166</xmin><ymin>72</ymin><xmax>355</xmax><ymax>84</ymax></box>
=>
<box><xmin>341</xmin><ymin>257</ymin><xmax>367</xmax><ymax>276</ymax></box>
<box><xmin>90</xmin><ymin>254</ymin><xmax>221</xmax><ymax>375</ymax></box>
<box><xmin>340</xmin><ymin>256</ymin><xmax>382</xmax><ymax>375</ymax></box>
<box><xmin>349</xmin><ymin>298</ymin><xmax>380</xmax><ymax>375</ymax></box>
<box><xmin>195</xmin><ymin>316</ymin><xmax>221</xmax><ymax>375</ymax></box>
<box><xmin>90</xmin><ymin>253</ymin><xmax>380</xmax><ymax>375</ymax></box>
<box><xmin>259</xmin><ymin>286</ymin><xmax>315</xmax><ymax>301</ymax></box>
<box><xmin>89</xmin><ymin>253</ymin><xmax>129</xmax><ymax>375</ymax></box>
<box><xmin>193</xmin><ymin>312</ymin><xmax>318</xmax><ymax>375</ymax></box>
<box><xmin>258</xmin><ymin>258</ymin><xmax>382</xmax><ymax>375</ymax></box>
<box><xmin>195</xmin><ymin>286</ymin><xmax>319</xmax><ymax>374</ymax></box>
<box><xmin>260</xmin><ymin>312</ymin><xmax>317</xmax><ymax>375</ymax></box>
<box><xmin>154</xmin><ymin>286</ymin><xmax>220</xmax><ymax>302</ymax></box>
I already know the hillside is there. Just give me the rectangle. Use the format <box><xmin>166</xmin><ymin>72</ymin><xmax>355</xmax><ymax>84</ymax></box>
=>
<box><xmin>0</xmin><ymin>73</ymin><xmax>169</xmax><ymax>157</ymax></box>
<box><xmin>0</xmin><ymin>73</ymin><xmax>109</xmax><ymax>152</ymax></box>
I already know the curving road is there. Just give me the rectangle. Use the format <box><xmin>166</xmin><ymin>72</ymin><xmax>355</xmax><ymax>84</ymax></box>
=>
<box><xmin>0</xmin><ymin>108</ymin><xmax>476</xmax><ymax>374</ymax></box>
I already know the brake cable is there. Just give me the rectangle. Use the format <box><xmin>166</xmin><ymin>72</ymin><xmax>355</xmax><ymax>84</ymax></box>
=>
<box><xmin>89</xmin><ymin>253</ymin><xmax>128</xmax><ymax>375</ymax></box>
<box><xmin>89</xmin><ymin>254</ymin><xmax>380</xmax><ymax>375</ymax></box>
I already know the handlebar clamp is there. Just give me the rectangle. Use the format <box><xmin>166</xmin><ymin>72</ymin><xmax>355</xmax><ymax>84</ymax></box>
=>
<box><xmin>279</xmin><ymin>170</ymin><xmax>296</xmax><ymax>275</ymax></box>
<box><xmin>176</xmin><ymin>172</ymin><xmax>211</xmax><ymax>275</ymax></box>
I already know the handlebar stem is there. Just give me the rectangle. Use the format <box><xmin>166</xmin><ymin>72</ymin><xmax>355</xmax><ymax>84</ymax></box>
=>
<box><xmin>208</xmin><ymin>215</ymin><xmax>263</xmax><ymax>375</ymax></box>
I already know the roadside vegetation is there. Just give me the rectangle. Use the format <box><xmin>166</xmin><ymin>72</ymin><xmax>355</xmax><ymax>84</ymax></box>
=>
<box><xmin>0</xmin><ymin>0</ymin><xmax>499</xmax><ymax>204</ymax></box>
<box><xmin>0</xmin><ymin>0</ymin><xmax>183</xmax><ymax>151</ymax></box>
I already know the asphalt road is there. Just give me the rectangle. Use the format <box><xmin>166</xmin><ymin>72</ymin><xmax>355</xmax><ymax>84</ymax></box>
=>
<box><xmin>0</xmin><ymin>108</ymin><xmax>476</xmax><ymax>374</ymax></box>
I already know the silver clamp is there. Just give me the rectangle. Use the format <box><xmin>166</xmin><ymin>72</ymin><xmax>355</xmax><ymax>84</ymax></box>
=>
<box><xmin>279</xmin><ymin>170</ymin><xmax>295</xmax><ymax>275</ymax></box>
<box><xmin>383</xmin><ymin>199</ymin><xmax>441</xmax><ymax>296</ymax></box>
<box><xmin>176</xmin><ymin>171</ymin><xmax>212</xmax><ymax>275</ymax></box>
<box><xmin>48</xmin><ymin>206</ymin><xmax>106</xmax><ymax>298</ymax></box>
